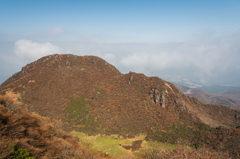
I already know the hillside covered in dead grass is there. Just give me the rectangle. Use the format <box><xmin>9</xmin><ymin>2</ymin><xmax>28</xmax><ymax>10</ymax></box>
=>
<box><xmin>0</xmin><ymin>91</ymin><xmax>109</xmax><ymax>159</ymax></box>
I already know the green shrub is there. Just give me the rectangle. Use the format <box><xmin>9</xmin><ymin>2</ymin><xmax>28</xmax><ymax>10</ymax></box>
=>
<box><xmin>9</xmin><ymin>144</ymin><xmax>34</xmax><ymax>159</ymax></box>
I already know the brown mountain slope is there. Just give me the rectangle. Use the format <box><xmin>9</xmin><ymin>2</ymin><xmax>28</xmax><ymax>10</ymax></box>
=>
<box><xmin>0</xmin><ymin>54</ymin><xmax>240</xmax><ymax>136</ymax></box>
<box><xmin>2</xmin><ymin>54</ymin><xmax>240</xmax><ymax>158</ymax></box>
<box><xmin>174</xmin><ymin>83</ymin><xmax>240</xmax><ymax>110</ymax></box>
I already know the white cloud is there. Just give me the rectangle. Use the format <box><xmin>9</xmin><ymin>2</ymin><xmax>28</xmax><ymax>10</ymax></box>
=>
<box><xmin>14</xmin><ymin>39</ymin><xmax>61</xmax><ymax>60</ymax></box>
<box><xmin>47</xmin><ymin>27</ymin><xmax>63</xmax><ymax>35</ymax></box>
<box><xmin>102</xmin><ymin>53</ymin><xmax>115</xmax><ymax>62</ymax></box>
<box><xmin>115</xmin><ymin>30</ymin><xmax>240</xmax><ymax>80</ymax></box>
<box><xmin>56</xmin><ymin>31</ymin><xmax>240</xmax><ymax>83</ymax></box>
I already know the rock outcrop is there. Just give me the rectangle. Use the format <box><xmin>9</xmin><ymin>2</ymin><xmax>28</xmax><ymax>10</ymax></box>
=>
<box><xmin>160</xmin><ymin>92</ymin><xmax>166</xmax><ymax>108</ymax></box>
<box><xmin>128</xmin><ymin>74</ymin><xmax>133</xmax><ymax>84</ymax></box>
<box><xmin>149</xmin><ymin>88</ymin><xmax>166</xmax><ymax>108</ymax></box>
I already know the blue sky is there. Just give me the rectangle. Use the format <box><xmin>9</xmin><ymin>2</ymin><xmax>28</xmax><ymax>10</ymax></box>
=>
<box><xmin>0</xmin><ymin>0</ymin><xmax>240</xmax><ymax>86</ymax></box>
<box><xmin>1</xmin><ymin>0</ymin><xmax>239</xmax><ymax>41</ymax></box>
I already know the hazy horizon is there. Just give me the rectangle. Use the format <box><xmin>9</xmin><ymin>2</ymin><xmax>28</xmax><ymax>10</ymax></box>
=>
<box><xmin>1</xmin><ymin>0</ymin><xmax>240</xmax><ymax>86</ymax></box>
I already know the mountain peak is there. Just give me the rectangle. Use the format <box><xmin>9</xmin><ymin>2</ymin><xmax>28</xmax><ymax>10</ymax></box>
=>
<box><xmin>1</xmin><ymin>54</ymin><xmax>240</xmax><ymax>158</ymax></box>
<box><xmin>1</xmin><ymin>54</ymin><xmax>239</xmax><ymax>132</ymax></box>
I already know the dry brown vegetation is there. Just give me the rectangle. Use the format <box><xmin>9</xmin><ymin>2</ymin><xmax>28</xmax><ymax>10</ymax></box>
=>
<box><xmin>0</xmin><ymin>90</ymin><xmax>238</xmax><ymax>158</ymax></box>
<box><xmin>0</xmin><ymin>92</ymin><xmax>109</xmax><ymax>159</ymax></box>
<box><xmin>142</xmin><ymin>147</ymin><xmax>231</xmax><ymax>159</ymax></box>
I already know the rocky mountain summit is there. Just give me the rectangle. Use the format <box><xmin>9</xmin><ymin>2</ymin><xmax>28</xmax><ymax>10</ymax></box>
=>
<box><xmin>1</xmin><ymin>54</ymin><xmax>240</xmax><ymax>158</ymax></box>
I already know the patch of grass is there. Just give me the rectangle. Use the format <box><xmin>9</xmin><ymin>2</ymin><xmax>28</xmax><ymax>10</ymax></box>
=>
<box><xmin>71</xmin><ymin>131</ymin><xmax>184</xmax><ymax>158</ymax></box>
<box><xmin>71</xmin><ymin>131</ymin><xmax>130</xmax><ymax>157</ymax></box>
<box><xmin>66</xmin><ymin>96</ymin><xmax>95</xmax><ymax>127</ymax></box>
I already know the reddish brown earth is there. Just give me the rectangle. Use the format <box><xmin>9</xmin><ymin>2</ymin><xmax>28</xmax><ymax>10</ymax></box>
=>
<box><xmin>1</xmin><ymin>54</ymin><xmax>240</xmax><ymax>158</ymax></box>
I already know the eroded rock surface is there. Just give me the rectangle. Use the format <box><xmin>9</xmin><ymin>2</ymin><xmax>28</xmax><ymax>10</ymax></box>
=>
<box><xmin>161</xmin><ymin>92</ymin><xmax>166</xmax><ymax>108</ymax></box>
<box><xmin>128</xmin><ymin>75</ymin><xmax>133</xmax><ymax>84</ymax></box>
<box><xmin>149</xmin><ymin>88</ymin><xmax>166</xmax><ymax>108</ymax></box>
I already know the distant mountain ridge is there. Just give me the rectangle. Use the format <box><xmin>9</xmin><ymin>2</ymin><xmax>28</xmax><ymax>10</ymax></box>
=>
<box><xmin>217</xmin><ymin>88</ymin><xmax>240</xmax><ymax>101</ymax></box>
<box><xmin>173</xmin><ymin>82</ymin><xmax>240</xmax><ymax>110</ymax></box>
<box><xmin>200</xmin><ymin>85</ymin><xmax>240</xmax><ymax>94</ymax></box>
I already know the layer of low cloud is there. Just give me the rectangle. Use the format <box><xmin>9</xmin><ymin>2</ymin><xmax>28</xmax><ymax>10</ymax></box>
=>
<box><xmin>58</xmin><ymin>30</ymin><xmax>240</xmax><ymax>86</ymax></box>
<box><xmin>14</xmin><ymin>39</ymin><xmax>62</xmax><ymax>60</ymax></box>
<box><xmin>115</xmin><ymin>30</ymin><xmax>240</xmax><ymax>85</ymax></box>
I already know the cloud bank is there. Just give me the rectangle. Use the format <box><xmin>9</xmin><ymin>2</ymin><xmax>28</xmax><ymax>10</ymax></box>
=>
<box><xmin>56</xmin><ymin>30</ymin><xmax>240</xmax><ymax>86</ymax></box>
<box><xmin>14</xmin><ymin>39</ymin><xmax>62</xmax><ymax>60</ymax></box>
<box><xmin>115</xmin><ymin>30</ymin><xmax>240</xmax><ymax>85</ymax></box>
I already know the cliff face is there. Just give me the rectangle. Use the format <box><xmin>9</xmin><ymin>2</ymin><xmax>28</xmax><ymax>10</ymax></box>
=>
<box><xmin>0</xmin><ymin>54</ymin><xmax>240</xmax><ymax>137</ymax></box>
